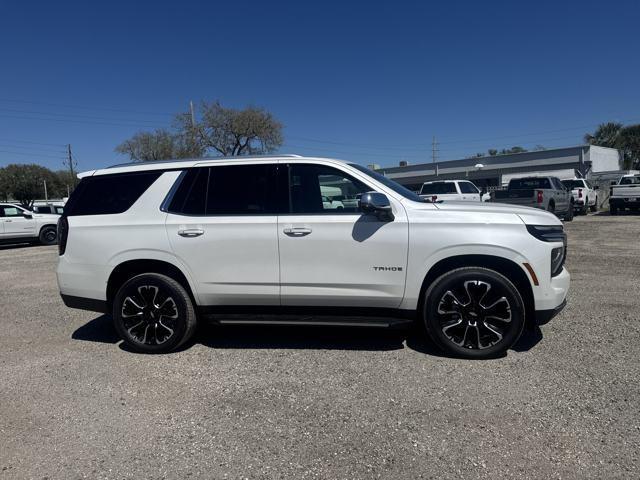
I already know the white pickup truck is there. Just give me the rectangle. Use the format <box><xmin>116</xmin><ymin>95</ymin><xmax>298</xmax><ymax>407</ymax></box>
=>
<box><xmin>561</xmin><ymin>179</ymin><xmax>599</xmax><ymax>215</ymax></box>
<box><xmin>609</xmin><ymin>174</ymin><xmax>640</xmax><ymax>215</ymax></box>
<box><xmin>419</xmin><ymin>180</ymin><xmax>484</xmax><ymax>202</ymax></box>
<box><xmin>0</xmin><ymin>203</ymin><xmax>60</xmax><ymax>245</ymax></box>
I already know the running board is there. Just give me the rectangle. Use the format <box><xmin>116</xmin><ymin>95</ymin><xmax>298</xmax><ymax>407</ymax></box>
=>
<box><xmin>204</xmin><ymin>314</ymin><xmax>414</xmax><ymax>328</ymax></box>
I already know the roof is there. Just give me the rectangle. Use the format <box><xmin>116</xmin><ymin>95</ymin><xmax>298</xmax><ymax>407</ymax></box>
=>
<box><xmin>80</xmin><ymin>154</ymin><xmax>351</xmax><ymax>177</ymax></box>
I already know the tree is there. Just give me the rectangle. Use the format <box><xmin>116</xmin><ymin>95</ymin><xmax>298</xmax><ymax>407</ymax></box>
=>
<box><xmin>584</xmin><ymin>122</ymin><xmax>623</xmax><ymax>148</ymax></box>
<box><xmin>116</xmin><ymin>101</ymin><xmax>284</xmax><ymax>161</ymax></box>
<box><xmin>182</xmin><ymin>101</ymin><xmax>284</xmax><ymax>156</ymax></box>
<box><xmin>115</xmin><ymin>129</ymin><xmax>198</xmax><ymax>162</ymax></box>
<box><xmin>584</xmin><ymin>122</ymin><xmax>640</xmax><ymax>169</ymax></box>
<box><xmin>0</xmin><ymin>164</ymin><xmax>58</xmax><ymax>207</ymax></box>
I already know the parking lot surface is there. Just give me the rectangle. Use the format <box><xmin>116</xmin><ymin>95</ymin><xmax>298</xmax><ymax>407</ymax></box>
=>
<box><xmin>1</xmin><ymin>213</ymin><xmax>639</xmax><ymax>479</ymax></box>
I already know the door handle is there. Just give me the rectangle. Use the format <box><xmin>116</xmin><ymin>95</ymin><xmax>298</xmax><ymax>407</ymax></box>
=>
<box><xmin>178</xmin><ymin>228</ymin><xmax>204</xmax><ymax>237</ymax></box>
<box><xmin>4</xmin><ymin>219</ymin><xmax>12</xmax><ymax>222</ymax></box>
<box><xmin>283</xmin><ymin>227</ymin><xmax>312</xmax><ymax>237</ymax></box>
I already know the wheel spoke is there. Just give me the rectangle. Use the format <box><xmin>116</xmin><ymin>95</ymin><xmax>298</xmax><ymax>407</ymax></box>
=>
<box><xmin>481</xmin><ymin>297</ymin><xmax>512</xmax><ymax>323</ymax></box>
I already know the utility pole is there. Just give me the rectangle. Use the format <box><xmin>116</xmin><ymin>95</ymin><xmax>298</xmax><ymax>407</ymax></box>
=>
<box><xmin>432</xmin><ymin>136</ymin><xmax>438</xmax><ymax>163</ymax></box>
<box><xmin>64</xmin><ymin>144</ymin><xmax>77</xmax><ymax>182</ymax></box>
<box><xmin>189</xmin><ymin>100</ymin><xmax>196</xmax><ymax>128</ymax></box>
<box><xmin>43</xmin><ymin>180</ymin><xmax>48</xmax><ymax>201</ymax></box>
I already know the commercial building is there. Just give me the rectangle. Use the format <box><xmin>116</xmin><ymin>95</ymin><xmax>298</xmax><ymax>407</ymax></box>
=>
<box><xmin>377</xmin><ymin>145</ymin><xmax>623</xmax><ymax>191</ymax></box>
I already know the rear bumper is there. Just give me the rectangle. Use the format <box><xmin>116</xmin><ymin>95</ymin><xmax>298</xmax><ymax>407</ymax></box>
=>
<box><xmin>610</xmin><ymin>198</ymin><xmax>640</xmax><ymax>208</ymax></box>
<box><xmin>535</xmin><ymin>298</ymin><xmax>566</xmax><ymax>325</ymax></box>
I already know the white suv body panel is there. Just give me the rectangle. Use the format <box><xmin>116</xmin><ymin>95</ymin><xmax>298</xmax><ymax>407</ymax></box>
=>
<box><xmin>57</xmin><ymin>156</ymin><xmax>569</xmax><ymax>320</ymax></box>
<box><xmin>0</xmin><ymin>203</ymin><xmax>59</xmax><ymax>241</ymax></box>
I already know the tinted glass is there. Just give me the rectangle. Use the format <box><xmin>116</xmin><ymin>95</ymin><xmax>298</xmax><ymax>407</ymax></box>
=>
<box><xmin>459</xmin><ymin>182</ymin><xmax>480</xmax><ymax>194</ymax></box>
<box><xmin>421</xmin><ymin>182</ymin><xmax>457</xmax><ymax>194</ymax></box>
<box><xmin>170</xmin><ymin>168</ymin><xmax>209</xmax><ymax>215</ymax></box>
<box><xmin>562</xmin><ymin>180</ymin><xmax>584</xmax><ymax>190</ymax></box>
<box><xmin>620</xmin><ymin>176</ymin><xmax>640</xmax><ymax>185</ymax></box>
<box><xmin>349</xmin><ymin>164</ymin><xmax>423</xmax><ymax>202</ymax></box>
<box><xmin>65</xmin><ymin>171</ymin><xmax>161</xmax><ymax>216</ymax></box>
<box><xmin>289</xmin><ymin>164</ymin><xmax>370</xmax><ymax>214</ymax></box>
<box><xmin>207</xmin><ymin>164</ymin><xmax>281</xmax><ymax>215</ymax></box>
<box><xmin>509</xmin><ymin>178</ymin><xmax>551</xmax><ymax>189</ymax></box>
<box><xmin>1</xmin><ymin>206</ymin><xmax>24</xmax><ymax>217</ymax></box>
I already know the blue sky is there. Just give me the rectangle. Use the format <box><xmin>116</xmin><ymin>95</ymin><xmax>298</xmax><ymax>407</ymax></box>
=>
<box><xmin>0</xmin><ymin>0</ymin><xmax>638</xmax><ymax>171</ymax></box>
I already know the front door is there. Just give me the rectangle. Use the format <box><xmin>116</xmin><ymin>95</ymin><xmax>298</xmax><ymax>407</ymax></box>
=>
<box><xmin>165</xmin><ymin>163</ymin><xmax>284</xmax><ymax>306</ymax></box>
<box><xmin>278</xmin><ymin>163</ymin><xmax>409</xmax><ymax>308</ymax></box>
<box><xmin>0</xmin><ymin>205</ymin><xmax>36</xmax><ymax>238</ymax></box>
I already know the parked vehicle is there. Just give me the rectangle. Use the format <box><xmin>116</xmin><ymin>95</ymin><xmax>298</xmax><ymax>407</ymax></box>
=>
<box><xmin>490</xmin><ymin>176</ymin><xmax>574</xmax><ymax>221</ymax></box>
<box><xmin>0</xmin><ymin>203</ymin><xmax>59</xmax><ymax>245</ymax></box>
<box><xmin>31</xmin><ymin>201</ymin><xmax>65</xmax><ymax>215</ymax></box>
<box><xmin>609</xmin><ymin>174</ymin><xmax>640</xmax><ymax>215</ymax></box>
<box><xmin>419</xmin><ymin>180</ymin><xmax>483</xmax><ymax>202</ymax></box>
<box><xmin>322</xmin><ymin>196</ymin><xmax>345</xmax><ymax>210</ymax></box>
<box><xmin>57</xmin><ymin>156</ymin><xmax>569</xmax><ymax>359</ymax></box>
<box><xmin>561</xmin><ymin>179</ymin><xmax>598</xmax><ymax>215</ymax></box>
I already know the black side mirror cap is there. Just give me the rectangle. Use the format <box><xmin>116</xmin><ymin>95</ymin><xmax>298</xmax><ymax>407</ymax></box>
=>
<box><xmin>358</xmin><ymin>191</ymin><xmax>394</xmax><ymax>221</ymax></box>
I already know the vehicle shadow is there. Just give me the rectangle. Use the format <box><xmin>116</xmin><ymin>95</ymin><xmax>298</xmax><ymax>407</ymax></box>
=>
<box><xmin>72</xmin><ymin>315</ymin><xmax>544</xmax><ymax>357</ymax></box>
<box><xmin>0</xmin><ymin>242</ymin><xmax>36</xmax><ymax>251</ymax></box>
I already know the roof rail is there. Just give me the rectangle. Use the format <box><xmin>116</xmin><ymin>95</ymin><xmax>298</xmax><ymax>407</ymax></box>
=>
<box><xmin>107</xmin><ymin>153</ymin><xmax>303</xmax><ymax>169</ymax></box>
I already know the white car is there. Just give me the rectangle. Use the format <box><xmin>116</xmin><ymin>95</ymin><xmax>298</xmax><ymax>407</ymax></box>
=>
<box><xmin>0</xmin><ymin>203</ymin><xmax>59</xmax><ymax>245</ymax></box>
<box><xmin>419</xmin><ymin>180</ymin><xmax>484</xmax><ymax>202</ymax></box>
<box><xmin>32</xmin><ymin>201</ymin><xmax>65</xmax><ymax>215</ymax></box>
<box><xmin>57</xmin><ymin>155</ymin><xmax>569</xmax><ymax>359</ymax></box>
<box><xmin>321</xmin><ymin>196</ymin><xmax>345</xmax><ymax>210</ymax></box>
<box><xmin>561</xmin><ymin>179</ymin><xmax>598</xmax><ymax>215</ymax></box>
<box><xmin>609</xmin><ymin>174</ymin><xmax>640</xmax><ymax>215</ymax></box>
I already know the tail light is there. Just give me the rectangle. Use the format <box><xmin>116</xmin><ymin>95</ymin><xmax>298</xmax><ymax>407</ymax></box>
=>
<box><xmin>578</xmin><ymin>188</ymin><xmax>583</xmax><ymax>198</ymax></box>
<box><xmin>57</xmin><ymin>216</ymin><xmax>68</xmax><ymax>256</ymax></box>
<box><xmin>536</xmin><ymin>190</ymin><xmax>544</xmax><ymax>204</ymax></box>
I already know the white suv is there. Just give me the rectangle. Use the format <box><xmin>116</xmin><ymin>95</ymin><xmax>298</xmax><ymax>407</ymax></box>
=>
<box><xmin>419</xmin><ymin>180</ymin><xmax>485</xmax><ymax>202</ymax></box>
<box><xmin>0</xmin><ymin>203</ymin><xmax>59</xmax><ymax>245</ymax></box>
<box><xmin>57</xmin><ymin>155</ymin><xmax>569</xmax><ymax>358</ymax></box>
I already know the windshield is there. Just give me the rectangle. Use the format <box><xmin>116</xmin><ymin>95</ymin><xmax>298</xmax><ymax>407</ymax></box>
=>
<box><xmin>561</xmin><ymin>180</ymin><xmax>584</xmax><ymax>189</ymax></box>
<box><xmin>620</xmin><ymin>176</ymin><xmax>640</xmax><ymax>185</ymax></box>
<box><xmin>421</xmin><ymin>182</ymin><xmax>457</xmax><ymax>195</ymax></box>
<box><xmin>509</xmin><ymin>177</ymin><xmax>551</xmax><ymax>189</ymax></box>
<box><xmin>349</xmin><ymin>164</ymin><xmax>423</xmax><ymax>202</ymax></box>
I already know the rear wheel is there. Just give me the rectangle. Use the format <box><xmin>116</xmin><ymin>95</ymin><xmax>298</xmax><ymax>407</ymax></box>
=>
<box><xmin>610</xmin><ymin>205</ymin><xmax>618</xmax><ymax>215</ymax></box>
<box><xmin>564</xmin><ymin>203</ymin><xmax>574</xmax><ymax>222</ymax></box>
<box><xmin>39</xmin><ymin>225</ymin><xmax>57</xmax><ymax>245</ymax></box>
<box><xmin>113</xmin><ymin>273</ymin><xmax>197</xmax><ymax>353</ymax></box>
<box><xmin>423</xmin><ymin>267</ymin><xmax>526</xmax><ymax>359</ymax></box>
<box><xmin>581</xmin><ymin>199</ymin><xmax>589</xmax><ymax>215</ymax></box>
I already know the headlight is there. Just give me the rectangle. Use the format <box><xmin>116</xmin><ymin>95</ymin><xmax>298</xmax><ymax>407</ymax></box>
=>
<box><xmin>526</xmin><ymin>225</ymin><xmax>567</xmax><ymax>277</ymax></box>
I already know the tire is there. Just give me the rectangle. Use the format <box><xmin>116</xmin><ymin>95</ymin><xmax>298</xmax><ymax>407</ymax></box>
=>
<box><xmin>610</xmin><ymin>205</ymin><xmax>618</xmax><ymax>215</ymax></box>
<box><xmin>547</xmin><ymin>202</ymin><xmax>555</xmax><ymax>215</ymax></box>
<box><xmin>590</xmin><ymin>198</ymin><xmax>598</xmax><ymax>212</ymax></box>
<box><xmin>423</xmin><ymin>267</ymin><xmax>526</xmax><ymax>359</ymax></box>
<box><xmin>39</xmin><ymin>225</ymin><xmax>58</xmax><ymax>245</ymax></box>
<box><xmin>564</xmin><ymin>203</ymin><xmax>574</xmax><ymax>222</ymax></box>
<box><xmin>581</xmin><ymin>199</ymin><xmax>589</xmax><ymax>215</ymax></box>
<box><xmin>112</xmin><ymin>273</ymin><xmax>197</xmax><ymax>353</ymax></box>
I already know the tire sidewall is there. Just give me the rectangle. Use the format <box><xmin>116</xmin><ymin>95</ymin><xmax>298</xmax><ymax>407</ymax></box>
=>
<box><xmin>423</xmin><ymin>268</ymin><xmax>526</xmax><ymax>359</ymax></box>
<box><xmin>113</xmin><ymin>273</ymin><xmax>192</xmax><ymax>353</ymax></box>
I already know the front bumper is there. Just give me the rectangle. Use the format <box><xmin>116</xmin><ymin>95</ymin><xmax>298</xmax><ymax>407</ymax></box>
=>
<box><xmin>535</xmin><ymin>298</ymin><xmax>566</xmax><ymax>325</ymax></box>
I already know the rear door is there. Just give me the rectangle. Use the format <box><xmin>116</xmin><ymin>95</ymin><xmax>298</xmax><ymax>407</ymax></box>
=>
<box><xmin>165</xmin><ymin>163</ymin><xmax>285</xmax><ymax>306</ymax></box>
<box><xmin>278</xmin><ymin>162</ymin><xmax>409</xmax><ymax>308</ymax></box>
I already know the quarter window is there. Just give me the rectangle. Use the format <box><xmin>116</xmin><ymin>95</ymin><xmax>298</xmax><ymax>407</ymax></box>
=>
<box><xmin>288</xmin><ymin>164</ymin><xmax>371</xmax><ymax>214</ymax></box>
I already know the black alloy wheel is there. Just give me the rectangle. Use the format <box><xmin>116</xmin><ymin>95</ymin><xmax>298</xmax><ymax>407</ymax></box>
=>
<box><xmin>113</xmin><ymin>273</ymin><xmax>197</xmax><ymax>353</ymax></box>
<box><xmin>424</xmin><ymin>267</ymin><xmax>525</xmax><ymax>359</ymax></box>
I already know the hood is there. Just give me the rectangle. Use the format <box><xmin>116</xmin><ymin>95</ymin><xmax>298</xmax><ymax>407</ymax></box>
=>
<box><xmin>404</xmin><ymin>200</ymin><xmax>562</xmax><ymax>226</ymax></box>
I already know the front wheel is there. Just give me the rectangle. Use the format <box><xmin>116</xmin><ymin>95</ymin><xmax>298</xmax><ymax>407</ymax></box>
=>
<box><xmin>113</xmin><ymin>273</ymin><xmax>197</xmax><ymax>353</ymax></box>
<box><xmin>423</xmin><ymin>267</ymin><xmax>526</xmax><ymax>359</ymax></box>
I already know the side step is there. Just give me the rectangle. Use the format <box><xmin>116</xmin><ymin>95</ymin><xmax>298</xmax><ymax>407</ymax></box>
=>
<box><xmin>203</xmin><ymin>313</ymin><xmax>415</xmax><ymax>329</ymax></box>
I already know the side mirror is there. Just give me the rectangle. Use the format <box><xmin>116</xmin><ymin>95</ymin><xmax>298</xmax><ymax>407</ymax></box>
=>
<box><xmin>358</xmin><ymin>191</ymin><xmax>394</xmax><ymax>221</ymax></box>
<box><xmin>23</xmin><ymin>212</ymin><xmax>33</xmax><ymax>219</ymax></box>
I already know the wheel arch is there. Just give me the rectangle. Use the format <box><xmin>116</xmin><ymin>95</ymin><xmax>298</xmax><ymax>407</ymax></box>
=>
<box><xmin>106</xmin><ymin>259</ymin><xmax>197</xmax><ymax>312</ymax></box>
<box><xmin>38</xmin><ymin>223</ymin><xmax>57</xmax><ymax>234</ymax></box>
<box><xmin>417</xmin><ymin>254</ymin><xmax>535</xmax><ymax>326</ymax></box>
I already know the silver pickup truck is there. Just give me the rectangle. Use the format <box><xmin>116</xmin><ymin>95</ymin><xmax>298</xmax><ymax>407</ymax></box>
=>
<box><xmin>490</xmin><ymin>176</ymin><xmax>574</xmax><ymax>221</ymax></box>
<box><xmin>609</xmin><ymin>174</ymin><xmax>640</xmax><ymax>215</ymax></box>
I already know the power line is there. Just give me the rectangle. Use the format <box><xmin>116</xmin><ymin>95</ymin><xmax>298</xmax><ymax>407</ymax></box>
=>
<box><xmin>0</xmin><ymin>142</ymin><xmax>67</xmax><ymax>153</ymax></box>
<box><xmin>0</xmin><ymin>113</ymin><xmax>164</xmax><ymax>129</ymax></box>
<box><xmin>0</xmin><ymin>97</ymin><xmax>175</xmax><ymax>117</ymax></box>
<box><xmin>0</xmin><ymin>107</ymin><xmax>162</xmax><ymax>126</ymax></box>
<box><xmin>0</xmin><ymin>137</ymin><xmax>66</xmax><ymax>147</ymax></box>
<box><xmin>0</xmin><ymin>149</ymin><xmax>67</xmax><ymax>159</ymax></box>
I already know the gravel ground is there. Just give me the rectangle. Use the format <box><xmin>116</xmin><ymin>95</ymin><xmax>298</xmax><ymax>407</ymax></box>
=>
<box><xmin>1</xmin><ymin>213</ymin><xmax>639</xmax><ymax>479</ymax></box>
